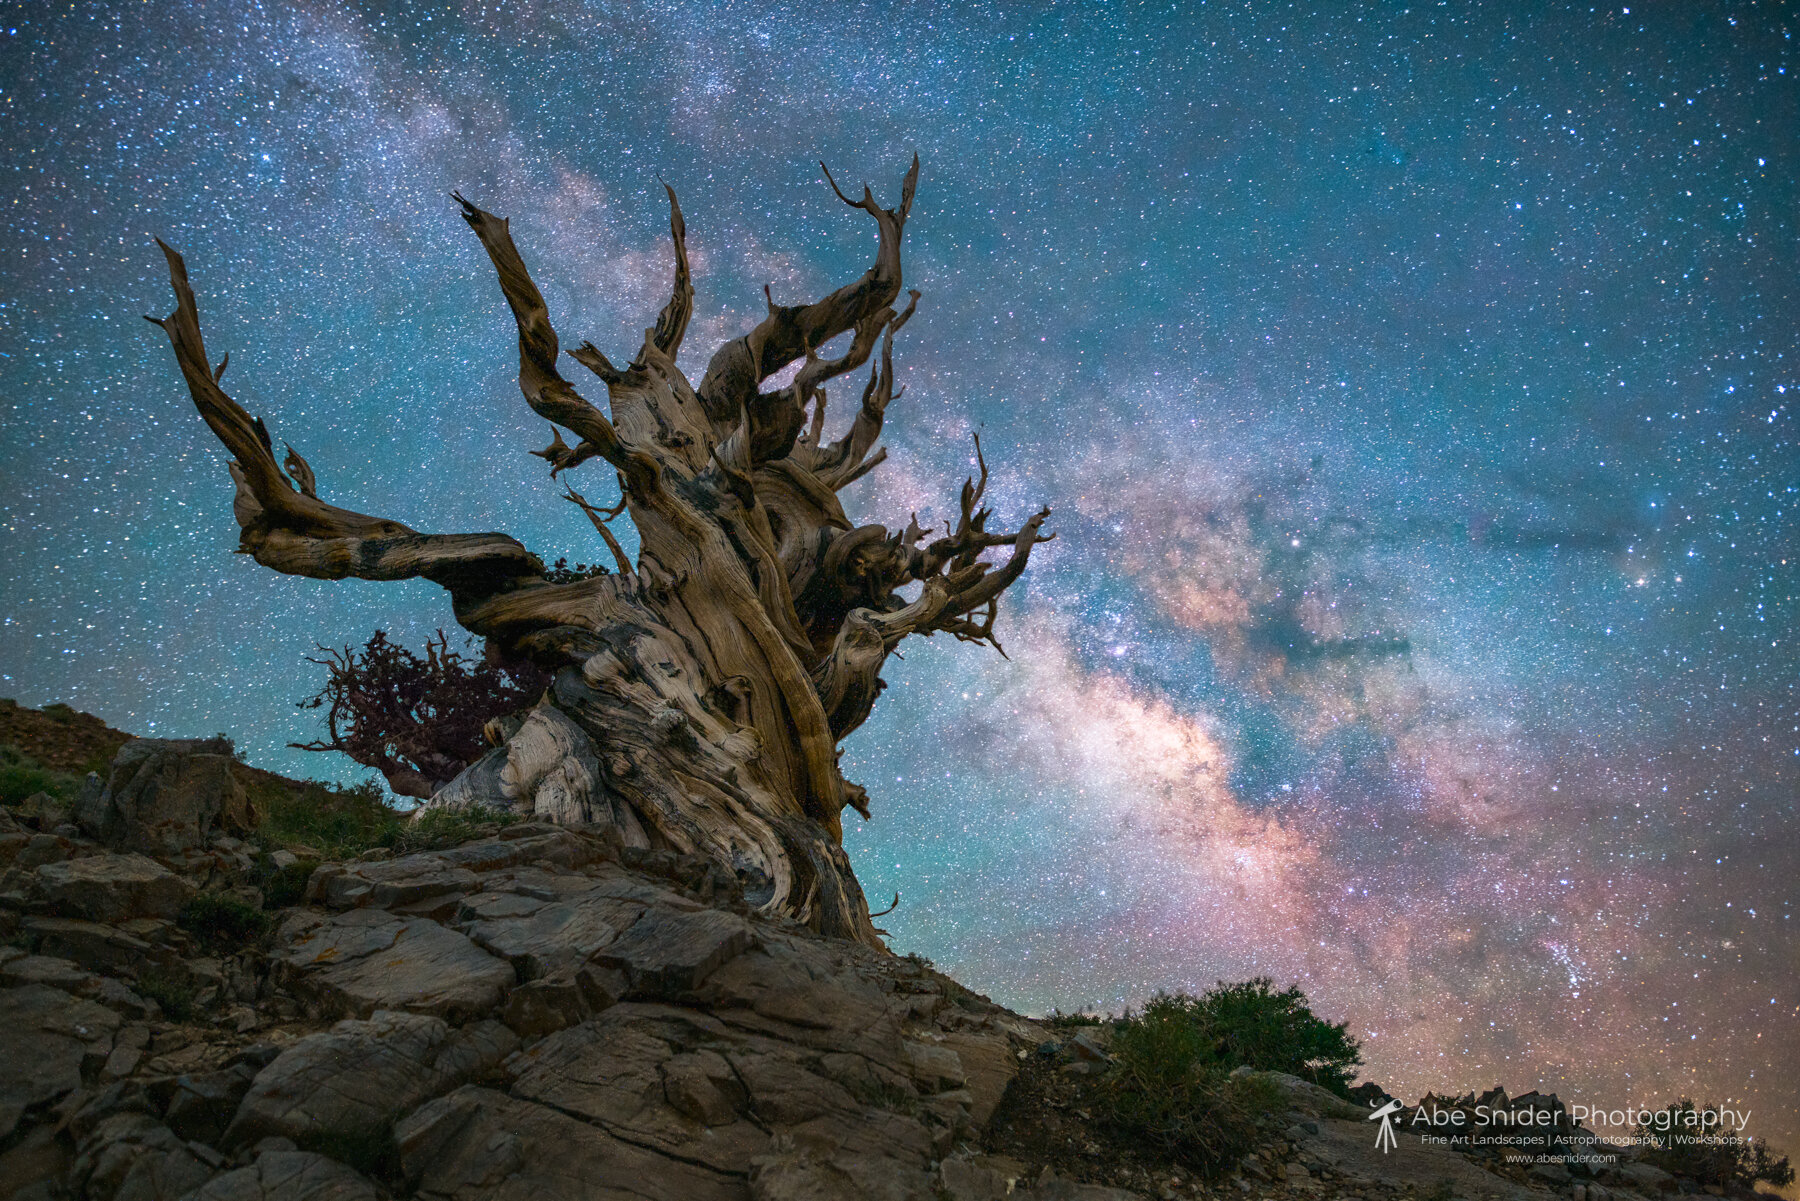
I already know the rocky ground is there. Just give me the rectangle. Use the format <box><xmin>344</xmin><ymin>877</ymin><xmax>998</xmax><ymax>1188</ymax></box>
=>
<box><xmin>0</xmin><ymin>713</ymin><xmax>1740</xmax><ymax>1201</ymax></box>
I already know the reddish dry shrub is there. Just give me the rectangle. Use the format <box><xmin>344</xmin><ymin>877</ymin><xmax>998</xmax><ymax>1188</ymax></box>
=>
<box><xmin>294</xmin><ymin>630</ymin><xmax>550</xmax><ymax>798</ymax></box>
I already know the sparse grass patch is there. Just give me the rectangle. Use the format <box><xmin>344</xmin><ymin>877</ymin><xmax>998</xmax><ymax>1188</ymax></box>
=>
<box><xmin>178</xmin><ymin>892</ymin><xmax>272</xmax><ymax>953</ymax></box>
<box><xmin>390</xmin><ymin>805</ymin><xmax>517</xmax><ymax>855</ymax></box>
<box><xmin>862</xmin><ymin>1081</ymin><xmax>923</xmax><ymax>1118</ymax></box>
<box><xmin>249</xmin><ymin>772</ymin><xmax>516</xmax><ymax>861</ymax></box>
<box><xmin>249</xmin><ymin>776</ymin><xmax>406</xmax><ymax>859</ymax></box>
<box><xmin>0</xmin><ymin>744</ymin><xmax>83</xmax><ymax>805</ymax></box>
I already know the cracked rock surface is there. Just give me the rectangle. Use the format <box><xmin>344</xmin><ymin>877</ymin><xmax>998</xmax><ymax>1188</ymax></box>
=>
<box><xmin>1</xmin><ymin>733</ymin><xmax>1708</xmax><ymax>1201</ymax></box>
<box><xmin>3</xmin><ymin>738</ymin><xmax>1045</xmax><ymax>1201</ymax></box>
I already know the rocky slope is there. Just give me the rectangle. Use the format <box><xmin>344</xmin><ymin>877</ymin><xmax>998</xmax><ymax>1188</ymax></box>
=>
<box><xmin>0</xmin><ymin>716</ymin><xmax>1722</xmax><ymax>1201</ymax></box>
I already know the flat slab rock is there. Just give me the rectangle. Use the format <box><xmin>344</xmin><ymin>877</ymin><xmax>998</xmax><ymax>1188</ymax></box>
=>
<box><xmin>183</xmin><ymin>1149</ymin><xmax>378</xmax><ymax>1201</ymax></box>
<box><xmin>1291</xmin><ymin>1115</ymin><xmax>1542</xmax><ymax>1200</ymax></box>
<box><xmin>226</xmin><ymin>1011</ymin><xmax>518</xmax><ymax>1151</ymax></box>
<box><xmin>397</xmin><ymin>1085</ymin><xmax>745</xmax><ymax>1201</ymax></box>
<box><xmin>302</xmin><ymin>829</ymin><xmax>608</xmax><ymax>914</ymax></box>
<box><xmin>308</xmin><ymin>855</ymin><xmax>479</xmax><ymax>912</ymax></box>
<box><xmin>33</xmin><ymin>851</ymin><xmax>194</xmax><ymax>923</ymax></box>
<box><xmin>458</xmin><ymin>889</ymin><xmax>643</xmax><ymax>980</ymax></box>
<box><xmin>504</xmin><ymin>1005</ymin><xmax>776</xmax><ymax>1175</ymax></box>
<box><xmin>591</xmin><ymin>906</ymin><xmax>755</xmax><ymax>997</ymax></box>
<box><xmin>1</xmin><ymin>952</ymin><xmax>158</xmax><ymax>1018</ymax></box>
<box><xmin>494</xmin><ymin>998</ymin><xmax>989</xmax><ymax>1195</ymax></box>
<box><xmin>273</xmin><ymin>908</ymin><xmax>516</xmax><ymax>1021</ymax></box>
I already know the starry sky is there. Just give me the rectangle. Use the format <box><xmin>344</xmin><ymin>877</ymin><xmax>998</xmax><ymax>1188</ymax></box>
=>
<box><xmin>3</xmin><ymin>0</ymin><xmax>1797</xmax><ymax>1153</ymax></box>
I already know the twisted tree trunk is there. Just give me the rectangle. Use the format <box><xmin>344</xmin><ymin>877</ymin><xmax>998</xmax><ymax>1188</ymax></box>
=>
<box><xmin>148</xmin><ymin>160</ymin><xmax>1050</xmax><ymax>946</ymax></box>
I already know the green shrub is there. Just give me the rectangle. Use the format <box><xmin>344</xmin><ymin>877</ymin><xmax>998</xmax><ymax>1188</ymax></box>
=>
<box><xmin>1044</xmin><ymin>1008</ymin><xmax>1105</xmax><ymax>1029</ymax></box>
<box><xmin>1098</xmin><ymin>1000</ymin><xmax>1281</xmax><ymax>1173</ymax></box>
<box><xmin>0</xmin><ymin>744</ymin><xmax>83</xmax><ymax>805</ymax></box>
<box><xmin>1084</xmin><ymin>978</ymin><xmax>1359</xmax><ymax>1174</ymax></box>
<box><xmin>254</xmin><ymin>855</ymin><xmax>319</xmax><ymax>908</ymax></box>
<box><xmin>178</xmin><ymin>892</ymin><xmax>272</xmax><ymax>953</ymax></box>
<box><xmin>1636</xmin><ymin>1101</ymin><xmax>1794</xmax><ymax>1190</ymax></box>
<box><xmin>1173</xmin><ymin>977</ymin><xmax>1364</xmax><ymax>1095</ymax></box>
<box><xmin>137</xmin><ymin>966</ymin><xmax>198</xmax><ymax>1022</ymax></box>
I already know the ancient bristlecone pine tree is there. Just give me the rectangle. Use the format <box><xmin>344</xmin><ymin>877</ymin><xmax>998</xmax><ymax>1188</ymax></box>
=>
<box><xmin>149</xmin><ymin>160</ymin><xmax>1051</xmax><ymax>946</ymax></box>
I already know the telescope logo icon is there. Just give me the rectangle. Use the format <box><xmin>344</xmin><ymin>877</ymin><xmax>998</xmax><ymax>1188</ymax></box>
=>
<box><xmin>1368</xmin><ymin>1099</ymin><xmax>1403</xmax><ymax>1153</ymax></box>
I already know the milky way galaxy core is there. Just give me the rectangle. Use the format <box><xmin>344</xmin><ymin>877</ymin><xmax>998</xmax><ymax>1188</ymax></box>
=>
<box><xmin>3</xmin><ymin>0</ymin><xmax>1796</xmax><ymax>1151</ymax></box>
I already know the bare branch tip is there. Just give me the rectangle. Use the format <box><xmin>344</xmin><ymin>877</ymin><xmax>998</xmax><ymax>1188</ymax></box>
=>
<box><xmin>819</xmin><ymin>161</ymin><xmax>857</xmax><ymax>208</ymax></box>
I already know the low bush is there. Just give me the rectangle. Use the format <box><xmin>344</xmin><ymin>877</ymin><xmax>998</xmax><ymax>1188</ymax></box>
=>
<box><xmin>1179</xmin><ymin>977</ymin><xmax>1364</xmax><ymax>1095</ymax></box>
<box><xmin>1635</xmin><ymin>1100</ymin><xmax>1793</xmax><ymax>1191</ymax></box>
<box><xmin>1085</xmin><ymin>978</ymin><xmax>1360</xmax><ymax>1174</ymax></box>
<box><xmin>136</xmin><ymin>966</ymin><xmax>198</xmax><ymax>1022</ymax></box>
<box><xmin>249</xmin><ymin>771</ymin><xmax>517</xmax><ymax>861</ymax></box>
<box><xmin>1097</xmin><ymin>999</ymin><xmax>1282</xmax><ymax>1172</ymax></box>
<box><xmin>1044</xmin><ymin>1008</ymin><xmax>1105</xmax><ymax>1029</ymax></box>
<box><xmin>253</xmin><ymin>855</ymin><xmax>320</xmax><ymax>909</ymax></box>
<box><xmin>178</xmin><ymin>892</ymin><xmax>272</xmax><ymax>953</ymax></box>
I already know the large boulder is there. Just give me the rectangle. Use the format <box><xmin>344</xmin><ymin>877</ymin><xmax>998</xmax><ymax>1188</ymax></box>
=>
<box><xmin>73</xmin><ymin>738</ymin><xmax>253</xmax><ymax>857</ymax></box>
<box><xmin>0</xmin><ymin>983</ymin><xmax>123</xmax><ymax>1138</ymax></box>
<box><xmin>1616</xmin><ymin>1161</ymin><xmax>1676</xmax><ymax>1193</ymax></box>
<box><xmin>34</xmin><ymin>853</ymin><xmax>194</xmax><ymax>923</ymax></box>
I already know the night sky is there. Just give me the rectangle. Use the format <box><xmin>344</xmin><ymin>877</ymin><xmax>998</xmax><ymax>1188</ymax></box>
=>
<box><xmin>3</xmin><ymin>0</ymin><xmax>1797</xmax><ymax>1151</ymax></box>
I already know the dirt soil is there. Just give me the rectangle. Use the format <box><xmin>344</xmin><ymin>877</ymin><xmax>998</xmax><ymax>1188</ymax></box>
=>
<box><xmin>0</xmin><ymin>699</ymin><xmax>133</xmax><ymax>775</ymax></box>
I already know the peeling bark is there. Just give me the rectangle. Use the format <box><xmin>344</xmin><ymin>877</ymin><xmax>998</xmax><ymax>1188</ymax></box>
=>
<box><xmin>149</xmin><ymin>160</ymin><xmax>1051</xmax><ymax>947</ymax></box>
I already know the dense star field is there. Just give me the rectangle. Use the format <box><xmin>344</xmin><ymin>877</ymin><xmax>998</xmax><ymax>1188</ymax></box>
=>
<box><xmin>3</xmin><ymin>0</ymin><xmax>1796</xmax><ymax>1150</ymax></box>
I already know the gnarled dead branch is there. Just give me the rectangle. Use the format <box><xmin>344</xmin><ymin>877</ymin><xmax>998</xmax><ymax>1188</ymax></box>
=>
<box><xmin>152</xmin><ymin>159</ymin><xmax>1050</xmax><ymax>948</ymax></box>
